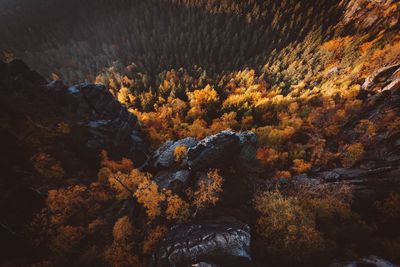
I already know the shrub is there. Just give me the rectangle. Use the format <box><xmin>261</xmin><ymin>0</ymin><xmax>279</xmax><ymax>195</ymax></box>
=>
<box><xmin>191</xmin><ymin>169</ymin><xmax>224</xmax><ymax>209</ymax></box>
<box><xmin>165</xmin><ymin>191</ymin><xmax>190</xmax><ymax>221</ymax></box>
<box><xmin>291</xmin><ymin>159</ymin><xmax>312</xmax><ymax>174</ymax></box>
<box><xmin>104</xmin><ymin>216</ymin><xmax>140</xmax><ymax>267</ymax></box>
<box><xmin>341</xmin><ymin>143</ymin><xmax>365</xmax><ymax>168</ymax></box>
<box><xmin>134</xmin><ymin>176</ymin><xmax>166</xmax><ymax>219</ymax></box>
<box><xmin>254</xmin><ymin>191</ymin><xmax>324</xmax><ymax>261</ymax></box>
<box><xmin>174</xmin><ymin>145</ymin><xmax>188</xmax><ymax>163</ymax></box>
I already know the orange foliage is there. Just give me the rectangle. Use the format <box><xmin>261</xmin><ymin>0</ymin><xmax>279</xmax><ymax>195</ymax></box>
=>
<box><xmin>174</xmin><ymin>145</ymin><xmax>188</xmax><ymax>162</ymax></box>
<box><xmin>134</xmin><ymin>176</ymin><xmax>166</xmax><ymax>219</ymax></box>
<box><xmin>143</xmin><ymin>226</ymin><xmax>167</xmax><ymax>254</ymax></box>
<box><xmin>112</xmin><ymin>216</ymin><xmax>134</xmax><ymax>243</ymax></box>
<box><xmin>165</xmin><ymin>191</ymin><xmax>190</xmax><ymax>221</ymax></box>
<box><xmin>187</xmin><ymin>85</ymin><xmax>219</xmax><ymax>119</ymax></box>
<box><xmin>105</xmin><ymin>216</ymin><xmax>140</xmax><ymax>267</ymax></box>
<box><xmin>256</xmin><ymin>147</ymin><xmax>279</xmax><ymax>167</ymax></box>
<box><xmin>274</xmin><ymin>170</ymin><xmax>292</xmax><ymax>179</ymax></box>
<box><xmin>51</xmin><ymin>225</ymin><xmax>85</xmax><ymax>255</ymax></box>
<box><xmin>192</xmin><ymin>169</ymin><xmax>224</xmax><ymax>209</ymax></box>
<box><xmin>291</xmin><ymin>159</ymin><xmax>312</xmax><ymax>174</ymax></box>
<box><xmin>186</xmin><ymin>118</ymin><xmax>209</xmax><ymax>139</ymax></box>
<box><xmin>341</xmin><ymin>143</ymin><xmax>365</xmax><ymax>168</ymax></box>
<box><xmin>210</xmin><ymin>112</ymin><xmax>239</xmax><ymax>133</ymax></box>
<box><xmin>100</xmin><ymin>150</ymin><xmax>134</xmax><ymax>173</ymax></box>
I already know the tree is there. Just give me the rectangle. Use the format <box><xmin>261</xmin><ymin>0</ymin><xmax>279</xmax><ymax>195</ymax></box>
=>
<box><xmin>174</xmin><ymin>145</ymin><xmax>188</xmax><ymax>163</ymax></box>
<box><xmin>291</xmin><ymin>159</ymin><xmax>311</xmax><ymax>174</ymax></box>
<box><xmin>191</xmin><ymin>169</ymin><xmax>224</xmax><ymax>209</ymax></box>
<box><xmin>134</xmin><ymin>177</ymin><xmax>166</xmax><ymax>219</ymax></box>
<box><xmin>104</xmin><ymin>216</ymin><xmax>140</xmax><ymax>267</ymax></box>
<box><xmin>341</xmin><ymin>143</ymin><xmax>365</xmax><ymax>168</ymax></box>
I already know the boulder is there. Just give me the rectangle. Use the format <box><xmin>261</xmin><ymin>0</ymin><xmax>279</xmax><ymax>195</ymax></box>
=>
<box><xmin>329</xmin><ymin>255</ymin><xmax>398</xmax><ymax>267</ymax></box>
<box><xmin>187</xmin><ymin>130</ymin><xmax>256</xmax><ymax>171</ymax></box>
<box><xmin>152</xmin><ymin>137</ymin><xmax>198</xmax><ymax>168</ymax></box>
<box><xmin>152</xmin><ymin>217</ymin><xmax>251</xmax><ymax>267</ymax></box>
<box><xmin>153</xmin><ymin>169</ymin><xmax>190</xmax><ymax>191</ymax></box>
<box><xmin>362</xmin><ymin>63</ymin><xmax>400</xmax><ymax>92</ymax></box>
<box><xmin>339</xmin><ymin>0</ymin><xmax>399</xmax><ymax>32</ymax></box>
<box><xmin>77</xmin><ymin>83</ymin><xmax>148</xmax><ymax>163</ymax></box>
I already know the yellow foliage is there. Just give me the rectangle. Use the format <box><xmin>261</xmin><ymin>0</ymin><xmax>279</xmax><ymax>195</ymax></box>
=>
<box><xmin>105</xmin><ymin>217</ymin><xmax>140</xmax><ymax>267</ymax></box>
<box><xmin>186</xmin><ymin>118</ymin><xmax>209</xmax><ymax>140</ymax></box>
<box><xmin>256</xmin><ymin>147</ymin><xmax>279</xmax><ymax>167</ymax></box>
<box><xmin>143</xmin><ymin>226</ymin><xmax>167</xmax><ymax>254</ymax></box>
<box><xmin>355</xmin><ymin>119</ymin><xmax>376</xmax><ymax>143</ymax></box>
<box><xmin>100</xmin><ymin>150</ymin><xmax>134</xmax><ymax>173</ymax></box>
<box><xmin>341</xmin><ymin>143</ymin><xmax>365</xmax><ymax>168</ymax></box>
<box><xmin>321</xmin><ymin>36</ymin><xmax>353</xmax><ymax>52</ymax></box>
<box><xmin>112</xmin><ymin>216</ymin><xmax>134</xmax><ymax>243</ymax></box>
<box><xmin>174</xmin><ymin>145</ymin><xmax>188</xmax><ymax>163</ymax></box>
<box><xmin>254</xmin><ymin>191</ymin><xmax>324</xmax><ymax>256</ymax></box>
<box><xmin>108</xmin><ymin>169</ymin><xmax>150</xmax><ymax>200</ymax></box>
<box><xmin>192</xmin><ymin>169</ymin><xmax>224</xmax><ymax>209</ymax></box>
<box><xmin>134</xmin><ymin>177</ymin><xmax>166</xmax><ymax>219</ymax></box>
<box><xmin>165</xmin><ymin>191</ymin><xmax>190</xmax><ymax>221</ymax></box>
<box><xmin>56</xmin><ymin>122</ymin><xmax>71</xmax><ymax>134</ymax></box>
<box><xmin>291</xmin><ymin>159</ymin><xmax>312</xmax><ymax>174</ymax></box>
<box><xmin>274</xmin><ymin>170</ymin><xmax>292</xmax><ymax>179</ymax></box>
<box><xmin>51</xmin><ymin>225</ymin><xmax>85</xmax><ymax>255</ymax></box>
<box><xmin>210</xmin><ymin>112</ymin><xmax>239</xmax><ymax>133</ymax></box>
<box><xmin>240</xmin><ymin>115</ymin><xmax>254</xmax><ymax>130</ymax></box>
<box><xmin>187</xmin><ymin>85</ymin><xmax>219</xmax><ymax>119</ymax></box>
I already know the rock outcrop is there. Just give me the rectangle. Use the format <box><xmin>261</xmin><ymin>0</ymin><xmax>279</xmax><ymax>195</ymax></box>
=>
<box><xmin>152</xmin><ymin>218</ymin><xmax>251</xmax><ymax>267</ymax></box>
<box><xmin>152</xmin><ymin>137</ymin><xmax>198</xmax><ymax>169</ymax></box>
<box><xmin>150</xmin><ymin>131</ymin><xmax>260</xmax><ymax>266</ymax></box>
<box><xmin>308</xmin><ymin>63</ymin><xmax>400</xmax><ymax>207</ymax></box>
<box><xmin>150</xmin><ymin>130</ymin><xmax>260</xmax><ymax>193</ymax></box>
<box><xmin>361</xmin><ymin>63</ymin><xmax>400</xmax><ymax>94</ymax></box>
<box><xmin>77</xmin><ymin>83</ymin><xmax>147</xmax><ymax>163</ymax></box>
<box><xmin>339</xmin><ymin>0</ymin><xmax>400</xmax><ymax>32</ymax></box>
<box><xmin>47</xmin><ymin>80</ymin><xmax>149</xmax><ymax>164</ymax></box>
<box><xmin>330</xmin><ymin>255</ymin><xmax>398</xmax><ymax>267</ymax></box>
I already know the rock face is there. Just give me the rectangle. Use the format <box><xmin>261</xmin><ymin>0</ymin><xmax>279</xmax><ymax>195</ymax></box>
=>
<box><xmin>329</xmin><ymin>255</ymin><xmax>398</xmax><ymax>267</ymax></box>
<box><xmin>361</xmin><ymin>64</ymin><xmax>400</xmax><ymax>94</ymax></box>
<box><xmin>77</xmin><ymin>83</ymin><xmax>147</xmax><ymax>163</ymax></box>
<box><xmin>187</xmin><ymin>130</ymin><xmax>256</xmax><ymax>171</ymax></box>
<box><xmin>150</xmin><ymin>131</ymin><xmax>259</xmax><ymax>266</ymax></box>
<box><xmin>311</xmin><ymin>63</ymin><xmax>400</xmax><ymax>207</ymax></box>
<box><xmin>152</xmin><ymin>137</ymin><xmax>198</xmax><ymax>169</ymax></box>
<box><xmin>46</xmin><ymin>81</ymin><xmax>149</xmax><ymax>164</ymax></box>
<box><xmin>150</xmin><ymin>130</ymin><xmax>260</xmax><ymax>193</ymax></box>
<box><xmin>339</xmin><ymin>0</ymin><xmax>399</xmax><ymax>32</ymax></box>
<box><xmin>152</xmin><ymin>218</ymin><xmax>251</xmax><ymax>267</ymax></box>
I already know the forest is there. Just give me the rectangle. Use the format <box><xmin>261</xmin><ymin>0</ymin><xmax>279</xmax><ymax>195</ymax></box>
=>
<box><xmin>0</xmin><ymin>0</ymin><xmax>400</xmax><ymax>266</ymax></box>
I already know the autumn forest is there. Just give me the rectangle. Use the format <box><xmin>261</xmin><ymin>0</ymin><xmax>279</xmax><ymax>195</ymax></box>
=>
<box><xmin>0</xmin><ymin>0</ymin><xmax>400</xmax><ymax>266</ymax></box>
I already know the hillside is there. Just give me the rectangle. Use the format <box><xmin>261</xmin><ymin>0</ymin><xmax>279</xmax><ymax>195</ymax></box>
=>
<box><xmin>0</xmin><ymin>0</ymin><xmax>400</xmax><ymax>266</ymax></box>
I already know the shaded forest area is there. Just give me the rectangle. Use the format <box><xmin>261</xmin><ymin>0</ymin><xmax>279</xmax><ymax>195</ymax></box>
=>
<box><xmin>1</xmin><ymin>0</ymin><xmax>400</xmax><ymax>267</ymax></box>
<box><xmin>0</xmin><ymin>0</ymin><xmax>342</xmax><ymax>82</ymax></box>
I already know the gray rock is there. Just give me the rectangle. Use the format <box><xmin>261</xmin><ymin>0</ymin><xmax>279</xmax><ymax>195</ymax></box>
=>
<box><xmin>362</xmin><ymin>63</ymin><xmax>400</xmax><ymax>92</ymax></box>
<box><xmin>329</xmin><ymin>255</ymin><xmax>398</xmax><ymax>267</ymax></box>
<box><xmin>77</xmin><ymin>83</ymin><xmax>147</xmax><ymax>163</ymax></box>
<box><xmin>154</xmin><ymin>169</ymin><xmax>190</xmax><ymax>191</ymax></box>
<box><xmin>194</xmin><ymin>263</ymin><xmax>220</xmax><ymax>267</ymax></box>
<box><xmin>152</xmin><ymin>218</ymin><xmax>251</xmax><ymax>267</ymax></box>
<box><xmin>187</xmin><ymin>130</ymin><xmax>254</xmax><ymax>171</ymax></box>
<box><xmin>153</xmin><ymin>137</ymin><xmax>198</xmax><ymax>168</ymax></box>
<box><xmin>46</xmin><ymin>79</ymin><xmax>65</xmax><ymax>91</ymax></box>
